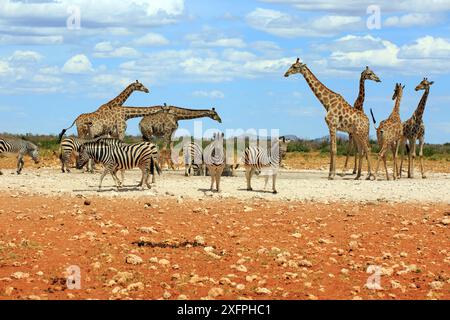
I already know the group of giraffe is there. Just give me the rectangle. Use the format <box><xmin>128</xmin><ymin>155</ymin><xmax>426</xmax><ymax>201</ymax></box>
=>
<box><xmin>58</xmin><ymin>80</ymin><xmax>222</xmax><ymax>158</ymax></box>
<box><xmin>284</xmin><ymin>58</ymin><xmax>433</xmax><ymax>181</ymax></box>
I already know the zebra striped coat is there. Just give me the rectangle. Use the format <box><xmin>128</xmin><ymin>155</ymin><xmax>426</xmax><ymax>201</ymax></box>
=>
<box><xmin>0</xmin><ymin>138</ymin><xmax>40</xmax><ymax>175</ymax></box>
<box><xmin>203</xmin><ymin>134</ymin><xmax>226</xmax><ymax>192</ymax></box>
<box><xmin>243</xmin><ymin>138</ymin><xmax>288</xmax><ymax>194</ymax></box>
<box><xmin>76</xmin><ymin>140</ymin><xmax>161</xmax><ymax>190</ymax></box>
<box><xmin>183</xmin><ymin>142</ymin><xmax>205</xmax><ymax>176</ymax></box>
<box><xmin>60</xmin><ymin>136</ymin><xmax>123</xmax><ymax>173</ymax></box>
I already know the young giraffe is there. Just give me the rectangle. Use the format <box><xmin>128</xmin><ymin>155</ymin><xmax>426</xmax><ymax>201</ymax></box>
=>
<box><xmin>342</xmin><ymin>66</ymin><xmax>381</xmax><ymax>176</ymax></box>
<box><xmin>372</xmin><ymin>83</ymin><xmax>405</xmax><ymax>181</ymax></box>
<box><xmin>399</xmin><ymin>78</ymin><xmax>434</xmax><ymax>179</ymax></box>
<box><xmin>58</xmin><ymin>80</ymin><xmax>150</xmax><ymax>141</ymax></box>
<box><xmin>284</xmin><ymin>58</ymin><xmax>374</xmax><ymax>180</ymax></box>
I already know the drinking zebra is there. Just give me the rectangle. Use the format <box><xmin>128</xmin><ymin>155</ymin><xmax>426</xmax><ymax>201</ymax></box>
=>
<box><xmin>204</xmin><ymin>133</ymin><xmax>226</xmax><ymax>192</ymax></box>
<box><xmin>183</xmin><ymin>141</ymin><xmax>205</xmax><ymax>177</ymax></box>
<box><xmin>59</xmin><ymin>135</ymin><xmax>121</xmax><ymax>173</ymax></box>
<box><xmin>0</xmin><ymin>138</ymin><xmax>40</xmax><ymax>175</ymax></box>
<box><xmin>76</xmin><ymin>140</ymin><xmax>161</xmax><ymax>190</ymax></box>
<box><xmin>243</xmin><ymin>137</ymin><xmax>288</xmax><ymax>194</ymax></box>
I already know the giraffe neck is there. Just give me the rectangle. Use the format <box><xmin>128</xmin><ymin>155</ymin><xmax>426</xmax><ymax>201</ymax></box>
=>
<box><xmin>106</xmin><ymin>84</ymin><xmax>134</xmax><ymax>107</ymax></box>
<box><xmin>120</xmin><ymin>106</ymin><xmax>165</xmax><ymax>120</ymax></box>
<box><xmin>353</xmin><ymin>77</ymin><xmax>366</xmax><ymax>111</ymax></box>
<box><xmin>169</xmin><ymin>107</ymin><xmax>214</xmax><ymax>121</ymax></box>
<box><xmin>413</xmin><ymin>88</ymin><xmax>430</xmax><ymax>121</ymax></box>
<box><xmin>302</xmin><ymin>66</ymin><xmax>341</xmax><ymax>112</ymax></box>
<box><xmin>391</xmin><ymin>93</ymin><xmax>402</xmax><ymax>119</ymax></box>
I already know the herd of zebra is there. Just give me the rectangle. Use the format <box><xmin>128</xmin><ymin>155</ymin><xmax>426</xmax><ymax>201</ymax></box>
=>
<box><xmin>0</xmin><ymin>134</ymin><xmax>289</xmax><ymax>194</ymax></box>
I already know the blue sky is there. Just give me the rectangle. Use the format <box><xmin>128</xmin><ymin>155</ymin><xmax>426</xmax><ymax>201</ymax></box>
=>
<box><xmin>0</xmin><ymin>0</ymin><xmax>449</xmax><ymax>143</ymax></box>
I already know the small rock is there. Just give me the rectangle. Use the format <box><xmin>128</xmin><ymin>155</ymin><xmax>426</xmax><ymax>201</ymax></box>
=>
<box><xmin>84</xmin><ymin>200</ymin><xmax>91</xmax><ymax>206</ymax></box>
<box><xmin>127</xmin><ymin>282</ymin><xmax>145</xmax><ymax>292</ymax></box>
<box><xmin>255</xmin><ymin>287</ymin><xmax>272</xmax><ymax>295</ymax></box>
<box><xmin>11</xmin><ymin>272</ymin><xmax>30</xmax><ymax>280</ymax></box>
<box><xmin>125</xmin><ymin>254</ymin><xmax>143</xmax><ymax>265</ymax></box>
<box><xmin>429</xmin><ymin>281</ymin><xmax>444</xmax><ymax>290</ymax></box>
<box><xmin>208</xmin><ymin>287</ymin><xmax>224</xmax><ymax>298</ymax></box>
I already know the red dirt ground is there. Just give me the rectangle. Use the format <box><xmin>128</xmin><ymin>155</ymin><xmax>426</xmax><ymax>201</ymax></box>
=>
<box><xmin>0</xmin><ymin>194</ymin><xmax>448</xmax><ymax>300</ymax></box>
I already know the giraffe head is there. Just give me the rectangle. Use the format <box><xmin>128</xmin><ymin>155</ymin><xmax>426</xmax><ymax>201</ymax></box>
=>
<box><xmin>362</xmin><ymin>66</ymin><xmax>381</xmax><ymax>83</ymax></box>
<box><xmin>415</xmin><ymin>78</ymin><xmax>434</xmax><ymax>91</ymax></box>
<box><xmin>209</xmin><ymin>108</ymin><xmax>222</xmax><ymax>123</ymax></box>
<box><xmin>131</xmin><ymin>80</ymin><xmax>150</xmax><ymax>93</ymax></box>
<box><xmin>284</xmin><ymin>58</ymin><xmax>307</xmax><ymax>78</ymax></box>
<box><xmin>392</xmin><ymin>83</ymin><xmax>405</xmax><ymax>101</ymax></box>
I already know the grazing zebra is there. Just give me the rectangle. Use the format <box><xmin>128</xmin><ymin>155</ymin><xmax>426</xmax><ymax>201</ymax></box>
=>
<box><xmin>0</xmin><ymin>138</ymin><xmax>40</xmax><ymax>175</ymax></box>
<box><xmin>183</xmin><ymin>142</ymin><xmax>205</xmax><ymax>177</ymax></box>
<box><xmin>204</xmin><ymin>133</ymin><xmax>226</xmax><ymax>192</ymax></box>
<box><xmin>243</xmin><ymin>137</ymin><xmax>288</xmax><ymax>194</ymax></box>
<box><xmin>59</xmin><ymin>136</ymin><xmax>121</xmax><ymax>173</ymax></box>
<box><xmin>76</xmin><ymin>140</ymin><xmax>161</xmax><ymax>190</ymax></box>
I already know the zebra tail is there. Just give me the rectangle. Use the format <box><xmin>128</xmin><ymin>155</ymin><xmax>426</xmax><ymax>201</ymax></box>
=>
<box><xmin>154</xmin><ymin>158</ymin><xmax>162</xmax><ymax>175</ymax></box>
<box><xmin>58</xmin><ymin>119</ymin><xmax>77</xmax><ymax>143</ymax></box>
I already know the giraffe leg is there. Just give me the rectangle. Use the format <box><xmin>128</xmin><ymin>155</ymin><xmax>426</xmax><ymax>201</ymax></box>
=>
<box><xmin>374</xmin><ymin>144</ymin><xmax>388</xmax><ymax>181</ymax></box>
<box><xmin>391</xmin><ymin>143</ymin><xmax>399</xmax><ymax>181</ymax></box>
<box><xmin>363</xmin><ymin>138</ymin><xmax>374</xmax><ymax>181</ymax></box>
<box><xmin>399</xmin><ymin>138</ymin><xmax>405</xmax><ymax>179</ymax></box>
<box><xmin>353</xmin><ymin>140</ymin><xmax>358</xmax><ymax>175</ymax></box>
<box><xmin>418</xmin><ymin>136</ymin><xmax>426</xmax><ymax>179</ymax></box>
<box><xmin>341</xmin><ymin>134</ymin><xmax>353</xmax><ymax>176</ymax></box>
<box><xmin>408</xmin><ymin>138</ymin><xmax>416</xmax><ymax>179</ymax></box>
<box><xmin>382</xmin><ymin>150</ymin><xmax>390</xmax><ymax>181</ymax></box>
<box><xmin>328</xmin><ymin>128</ymin><xmax>337</xmax><ymax>180</ymax></box>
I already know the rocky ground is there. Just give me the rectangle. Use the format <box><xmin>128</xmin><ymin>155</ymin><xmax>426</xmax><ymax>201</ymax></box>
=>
<box><xmin>0</xmin><ymin>195</ymin><xmax>448</xmax><ymax>300</ymax></box>
<box><xmin>0</xmin><ymin>155</ymin><xmax>449</xmax><ymax>300</ymax></box>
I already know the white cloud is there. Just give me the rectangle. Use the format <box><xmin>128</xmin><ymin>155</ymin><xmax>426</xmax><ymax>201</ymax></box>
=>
<box><xmin>246</xmin><ymin>8</ymin><xmax>362</xmax><ymax>38</ymax></box>
<box><xmin>93</xmin><ymin>42</ymin><xmax>141</xmax><ymax>58</ymax></box>
<box><xmin>0</xmin><ymin>34</ymin><xmax>63</xmax><ymax>45</ymax></box>
<box><xmin>259</xmin><ymin>0</ymin><xmax>450</xmax><ymax>14</ymax></box>
<box><xmin>314</xmin><ymin>34</ymin><xmax>450</xmax><ymax>75</ymax></box>
<box><xmin>9</xmin><ymin>50</ymin><xmax>43</xmax><ymax>63</ymax></box>
<box><xmin>187</xmin><ymin>34</ymin><xmax>247</xmax><ymax>48</ymax></box>
<box><xmin>133</xmin><ymin>32</ymin><xmax>170</xmax><ymax>46</ymax></box>
<box><xmin>0</xmin><ymin>60</ymin><xmax>12</xmax><ymax>75</ymax></box>
<box><xmin>192</xmin><ymin>90</ymin><xmax>225</xmax><ymax>99</ymax></box>
<box><xmin>223</xmin><ymin>49</ymin><xmax>257</xmax><ymax>62</ymax></box>
<box><xmin>62</xmin><ymin>54</ymin><xmax>93</xmax><ymax>74</ymax></box>
<box><xmin>384</xmin><ymin>13</ymin><xmax>438</xmax><ymax>28</ymax></box>
<box><xmin>400</xmin><ymin>36</ymin><xmax>450</xmax><ymax>59</ymax></box>
<box><xmin>94</xmin><ymin>42</ymin><xmax>114</xmax><ymax>52</ymax></box>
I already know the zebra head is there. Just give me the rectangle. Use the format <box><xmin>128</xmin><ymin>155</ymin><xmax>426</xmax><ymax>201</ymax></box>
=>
<box><xmin>76</xmin><ymin>144</ymin><xmax>90</xmax><ymax>169</ymax></box>
<box><xmin>26</xmin><ymin>142</ymin><xmax>40</xmax><ymax>164</ymax></box>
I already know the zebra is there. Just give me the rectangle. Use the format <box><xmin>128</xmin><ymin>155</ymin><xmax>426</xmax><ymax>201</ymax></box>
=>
<box><xmin>59</xmin><ymin>135</ymin><xmax>120</xmax><ymax>173</ymax></box>
<box><xmin>76</xmin><ymin>140</ymin><xmax>161</xmax><ymax>191</ymax></box>
<box><xmin>183</xmin><ymin>141</ymin><xmax>205</xmax><ymax>177</ymax></box>
<box><xmin>203</xmin><ymin>133</ymin><xmax>226</xmax><ymax>192</ymax></box>
<box><xmin>242</xmin><ymin>137</ymin><xmax>288</xmax><ymax>194</ymax></box>
<box><xmin>0</xmin><ymin>138</ymin><xmax>40</xmax><ymax>175</ymax></box>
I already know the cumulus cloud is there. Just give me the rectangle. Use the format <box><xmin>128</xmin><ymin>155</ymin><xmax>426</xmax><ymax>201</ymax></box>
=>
<box><xmin>259</xmin><ymin>0</ymin><xmax>450</xmax><ymax>14</ymax></box>
<box><xmin>313</xmin><ymin>34</ymin><xmax>450</xmax><ymax>74</ymax></box>
<box><xmin>384</xmin><ymin>13</ymin><xmax>438</xmax><ymax>28</ymax></box>
<box><xmin>133</xmin><ymin>33</ymin><xmax>170</xmax><ymax>47</ymax></box>
<box><xmin>246</xmin><ymin>8</ymin><xmax>362</xmax><ymax>38</ymax></box>
<box><xmin>9</xmin><ymin>50</ymin><xmax>43</xmax><ymax>63</ymax></box>
<box><xmin>187</xmin><ymin>33</ymin><xmax>247</xmax><ymax>48</ymax></box>
<box><xmin>192</xmin><ymin>90</ymin><xmax>225</xmax><ymax>99</ymax></box>
<box><xmin>62</xmin><ymin>54</ymin><xmax>93</xmax><ymax>74</ymax></box>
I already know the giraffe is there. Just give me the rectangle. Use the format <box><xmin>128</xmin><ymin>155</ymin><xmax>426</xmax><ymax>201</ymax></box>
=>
<box><xmin>372</xmin><ymin>83</ymin><xmax>405</xmax><ymax>181</ymax></box>
<box><xmin>342</xmin><ymin>66</ymin><xmax>381</xmax><ymax>176</ymax></box>
<box><xmin>58</xmin><ymin>80</ymin><xmax>150</xmax><ymax>141</ymax></box>
<box><xmin>399</xmin><ymin>78</ymin><xmax>434</xmax><ymax>179</ymax></box>
<box><xmin>139</xmin><ymin>105</ymin><xmax>222</xmax><ymax>149</ymax></box>
<box><xmin>284</xmin><ymin>58</ymin><xmax>374</xmax><ymax>180</ymax></box>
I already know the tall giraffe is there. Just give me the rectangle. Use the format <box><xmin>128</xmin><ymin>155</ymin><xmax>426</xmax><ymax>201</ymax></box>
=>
<box><xmin>399</xmin><ymin>78</ymin><xmax>434</xmax><ymax>179</ymax></box>
<box><xmin>58</xmin><ymin>80</ymin><xmax>149</xmax><ymax>141</ymax></box>
<box><xmin>372</xmin><ymin>83</ymin><xmax>404</xmax><ymax>181</ymax></box>
<box><xmin>139</xmin><ymin>106</ymin><xmax>222</xmax><ymax>148</ymax></box>
<box><xmin>342</xmin><ymin>66</ymin><xmax>381</xmax><ymax>176</ymax></box>
<box><xmin>284</xmin><ymin>58</ymin><xmax>374</xmax><ymax>180</ymax></box>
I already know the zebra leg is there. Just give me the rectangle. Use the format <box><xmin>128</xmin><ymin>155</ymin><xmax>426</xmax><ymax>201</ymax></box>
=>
<box><xmin>98</xmin><ymin>169</ymin><xmax>109</xmax><ymax>191</ymax></box>
<box><xmin>272</xmin><ymin>174</ymin><xmax>278</xmax><ymax>194</ymax></box>
<box><xmin>245</xmin><ymin>167</ymin><xmax>252</xmax><ymax>191</ymax></box>
<box><xmin>216</xmin><ymin>166</ymin><xmax>224</xmax><ymax>192</ymax></box>
<box><xmin>185</xmin><ymin>164</ymin><xmax>190</xmax><ymax>177</ymax></box>
<box><xmin>17</xmin><ymin>154</ymin><xmax>24</xmax><ymax>175</ymax></box>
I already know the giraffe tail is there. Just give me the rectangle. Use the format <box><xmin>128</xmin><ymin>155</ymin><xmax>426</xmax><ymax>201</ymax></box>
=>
<box><xmin>370</xmin><ymin>109</ymin><xmax>377</xmax><ymax>125</ymax></box>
